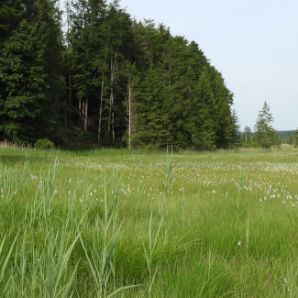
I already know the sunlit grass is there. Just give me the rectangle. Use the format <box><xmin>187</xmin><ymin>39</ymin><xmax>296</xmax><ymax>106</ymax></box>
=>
<box><xmin>0</xmin><ymin>146</ymin><xmax>298</xmax><ymax>297</ymax></box>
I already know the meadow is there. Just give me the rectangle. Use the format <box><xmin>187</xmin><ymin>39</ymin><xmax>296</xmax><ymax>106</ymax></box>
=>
<box><xmin>0</xmin><ymin>146</ymin><xmax>298</xmax><ymax>297</ymax></box>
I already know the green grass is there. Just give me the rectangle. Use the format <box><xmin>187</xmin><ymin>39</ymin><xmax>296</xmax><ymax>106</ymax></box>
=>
<box><xmin>0</xmin><ymin>146</ymin><xmax>298</xmax><ymax>297</ymax></box>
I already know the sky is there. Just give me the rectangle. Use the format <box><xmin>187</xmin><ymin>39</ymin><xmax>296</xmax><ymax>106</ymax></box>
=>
<box><xmin>118</xmin><ymin>0</ymin><xmax>298</xmax><ymax>131</ymax></box>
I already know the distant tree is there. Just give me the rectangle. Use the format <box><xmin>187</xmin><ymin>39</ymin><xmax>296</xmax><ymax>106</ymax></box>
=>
<box><xmin>254</xmin><ymin>102</ymin><xmax>279</xmax><ymax>148</ymax></box>
<box><xmin>242</xmin><ymin>126</ymin><xmax>254</xmax><ymax>147</ymax></box>
<box><xmin>292</xmin><ymin>129</ymin><xmax>298</xmax><ymax>147</ymax></box>
<box><xmin>231</xmin><ymin>110</ymin><xmax>241</xmax><ymax>147</ymax></box>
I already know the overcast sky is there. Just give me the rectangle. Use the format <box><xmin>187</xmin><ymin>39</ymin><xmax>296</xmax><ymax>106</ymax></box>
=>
<box><xmin>119</xmin><ymin>0</ymin><xmax>298</xmax><ymax>130</ymax></box>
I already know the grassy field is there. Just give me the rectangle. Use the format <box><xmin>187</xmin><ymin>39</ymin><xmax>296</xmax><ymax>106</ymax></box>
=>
<box><xmin>0</xmin><ymin>146</ymin><xmax>298</xmax><ymax>297</ymax></box>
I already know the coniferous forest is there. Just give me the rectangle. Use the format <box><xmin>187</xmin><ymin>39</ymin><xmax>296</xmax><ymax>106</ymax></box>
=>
<box><xmin>0</xmin><ymin>0</ymin><xmax>240</xmax><ymax>149</ymax></box>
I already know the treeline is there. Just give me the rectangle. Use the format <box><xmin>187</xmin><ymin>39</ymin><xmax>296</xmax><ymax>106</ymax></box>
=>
<box><xmin>277</xmin><ymin>130</ymin><xmax>298</xmax><ymax>146</ymax></box>
<box><xmin>242</xmin><ymin>129</ymin><xmax>298</xmax><ymax>148</ymax></box>
<box><xmin>0</xmin><ymin>0</ymin><xmax>239</xmax><ymax>149</ymax></box>
<box><xmin>241</xmin><ymin>102</ymin><xmax>298</xmax><ymax>148</ymax></box>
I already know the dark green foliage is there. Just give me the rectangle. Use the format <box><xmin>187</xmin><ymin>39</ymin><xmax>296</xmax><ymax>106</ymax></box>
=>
<box><xmin>0</xmin><ymin>0</ymin><xmax>64</xmax><ymax>144</ymax></box>
<box><xmin>0</xmin><ymin>0</ymin><xmax>238</xmax><ymax>150</ymax></box>
<box><xmin>0</xmin><ymin>19</ymin><xmax>47</xmax><ymax>143</ymax></box>
<box><xmin>130</xmin><ymin>25</ymin><xmax>236</xmax><ymax>150</ymax></box>
<box><xmin>133</xmin><ymin>67</ymin><xmax>171</xmax><ymax>148</ymax></box>
<box><xmin>189</xmin><ymin>66</ymin><xmax>216</xmax><ymax>150</ymax></box>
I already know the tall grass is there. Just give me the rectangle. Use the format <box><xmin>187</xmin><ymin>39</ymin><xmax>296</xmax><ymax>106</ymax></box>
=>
<box><xmin>0</xmin><ymin>147</ymin><xmax>298</xmax><ymax>296</ymax></box>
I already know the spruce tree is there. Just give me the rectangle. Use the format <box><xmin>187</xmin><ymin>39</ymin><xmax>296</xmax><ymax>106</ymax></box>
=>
<box><xmin>190</xmin><ymin>66</ymin><xmax>216</xmax><ymax>150</ymax></box>
<box><xmin>231</xmin><ymin>110</ymin><xmax>241</xmax><ymax>146</ymax></box>
<box><xmin>255</xmin><ymin>102</ymin><xmax>278</xmax><ymax>148</ymax></box>
<box><xmin>0</xmin><ymin>0</ymin><xmax>64</xmax><ymax>143</ymax></box>
<box><xmin>0</xmin><ymin>19</ymin><xmax>47</xmax><ymax>143</ymax></box>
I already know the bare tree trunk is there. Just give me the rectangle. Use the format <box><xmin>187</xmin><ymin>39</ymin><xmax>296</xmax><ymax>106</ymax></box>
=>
<box><xmin>64</xmin><ymin>97</ymin><xmax>67</xmax><ymax>129</ymax></box>
<box><xmin>64</xmin><ymin>62</ymin><xmax>72</xmax><ymax>130</ymax></box>
<box><xmin>84</xmin><ymin>97</ymin><xmax>88</xmax><ymax>132</ymax></box>
<box><xmin>78</xmin><ymin>98</ymin><xmax>82</xmax><ymax>125</ymax></box>
<box><xmin>112</xmin><ymin>110</ymin><xmax>115</xmax><ymax>140</ymax></box>
<box><xmin>128</xmin><ymin>83</ymin><xmax>132</xmax><ymax>149</ymax></box>
<box><xmin>98</xmin><ymin>78</ymin><xmax>105</xmax><ymax>145</ymax></box>
<box><xmin>112</xmin><ymin>56</ymin><xmax>117</xmax><ymax>141</ymax></box>
<box><xmin>81</xmin><ymin>99</ymin><xmax>84</xmax><ymax>129</ymax></box>
<box><xmin>108</xmin><ymin>57</ymin><xmax>113</xmax><ymax>135</ymax></box>
<box><xmin>68</xmin><ymin>64</ymin><xmax>72</xmax><ymax>106</ymax></box>
<box><xmin>108</xmin><ymin>55</ymin><xmax>116</xmax><ymax>138</ymax></box>
<box><xmin>98</xmin><ymin>47</ymin><xmax>109</xmax><ymax>145</ymax></box>
<box><xmin>65</xmin><ymin>0</ymin><xmax>71</xmax><ymax>130</ymax></box>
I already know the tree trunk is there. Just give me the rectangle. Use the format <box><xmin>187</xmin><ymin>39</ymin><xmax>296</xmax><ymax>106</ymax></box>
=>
<box><xmin>68</xmin><ymin>64</ymin><xmax>72</xmax><ymax>106</ymax></box>
<box><xmin>98</xmin><ymin>47</ymin><xmax>109</xmax><ymax>145</ymax></box>
<box><xmin>112</xmin><ymin>110</ymin><xmax>115</xmax><ymax>140</ymax></box>
<box><xmin>98</xmin><ymin>78</ymin><xmax>105</xmax><ymax>145</ymax></box>
<box><xmin>64</xmin><ymin>96</ymin><xmax>67</xmax><ymax>129</ymax></box>
<box><xmin>81</xmin><ymin>99</ymin><xmax>84</xmax><ymax>128</ymax></box>
<box><xmin>128</xmin><ymin>83</ymin><xmax>132</xmax><ymax>149</ymax></box>
<box><xmin>78</xmin><ymin>98</ymin><xmax>81</xmax><ymax>125</ymax></box>
<box><xmin>108</xmin><ymin>55</ymin><xmax>116</xmax><ymax>139</ymax></box>
<box><xmin>65</xmin><ymin>0</ymin><xmax>71</xmax><ymax>130</ymax></box>
<box><xmin>84</xmin><ymin>97</ymin><xmax>88</xmax><ymax>132</ymax></box>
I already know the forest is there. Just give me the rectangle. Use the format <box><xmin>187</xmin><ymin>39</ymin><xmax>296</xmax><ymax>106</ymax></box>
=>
<box><xmin>0</xmin><ymin>0</ymin><xmax>240</xmax><ymax>149</ymax></box>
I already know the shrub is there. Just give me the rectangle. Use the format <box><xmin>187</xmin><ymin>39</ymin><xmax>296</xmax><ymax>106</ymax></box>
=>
<box><xmin>35</xmin><ymin>138</ymin><xmax>55</xmax><ymax>150</ymax></box>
